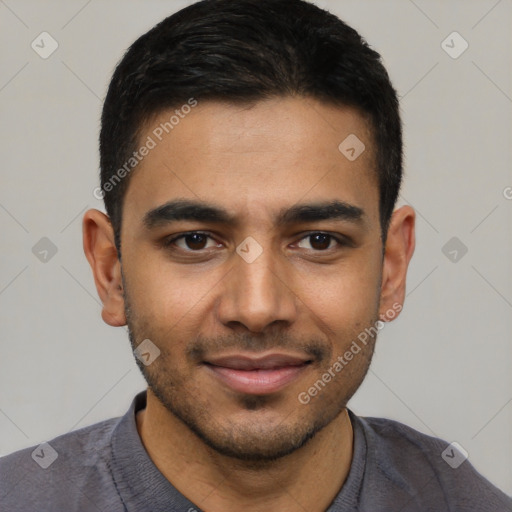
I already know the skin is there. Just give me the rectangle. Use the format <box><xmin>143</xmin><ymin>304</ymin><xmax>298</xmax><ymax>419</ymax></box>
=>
<box><xmin>83</xmin><ymin>96</ymin><xmax>415</xmax><ymax>512</ymax></box>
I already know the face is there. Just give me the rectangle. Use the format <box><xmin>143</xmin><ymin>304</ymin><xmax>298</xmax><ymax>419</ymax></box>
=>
<box><xmin>117</xmin><ymin>97</ymin><xmax>388</xmax><ymax>460</ymax></box>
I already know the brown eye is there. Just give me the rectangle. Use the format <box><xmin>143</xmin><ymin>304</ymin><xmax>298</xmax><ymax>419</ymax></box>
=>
<box><xmin>166</xmin><ymin>232</ymin><xmax>219</xmax><ymax>251</ymax></box>
<box><xmin>182</xmin><ymin>233</ymin><xmax>208</xmax><ymax>250</ymax></box>
<box><xmin>297</xmin><ymin>233</ymin><xmax>339</xmax><ymax>251</ymax></box>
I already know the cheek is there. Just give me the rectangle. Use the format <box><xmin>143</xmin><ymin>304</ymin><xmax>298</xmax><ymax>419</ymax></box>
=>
<box><xmin>125</xmin><ymin>251</ymin><xmax>211</xmax><ymax>313</ymax></box>
<box><xmin>124</xmin><ymin>255</ymin><xmax>224</xmax><ymax>347</ymax></box>
<box><xmin>296</xmin><ymin>254</ymin><xmax>381</xmax><ymax>327</ymax></box>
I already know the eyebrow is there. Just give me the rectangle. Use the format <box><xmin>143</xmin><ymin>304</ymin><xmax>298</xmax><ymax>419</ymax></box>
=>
<box><xmin>142</xmin><ymin>198</ymin><xmax>365</xmax><ymax>230</ymax></box>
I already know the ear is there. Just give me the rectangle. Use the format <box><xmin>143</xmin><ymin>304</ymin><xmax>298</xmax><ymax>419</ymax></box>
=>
<box><xmin>379</xmin><ymin>205</ymin><xmax>415</xmax><ymax>321</ymax></box>
<box><xmin>82</xmin><ymin>209</ymin><xmax>126</xmax><ymax>327</ymax></box>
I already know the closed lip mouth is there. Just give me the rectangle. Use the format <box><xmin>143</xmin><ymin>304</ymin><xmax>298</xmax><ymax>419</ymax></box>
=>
<box><xmin>203</xmin><ymin>353</ymin><xmax>313</xmax><ymax>371</ymax></box>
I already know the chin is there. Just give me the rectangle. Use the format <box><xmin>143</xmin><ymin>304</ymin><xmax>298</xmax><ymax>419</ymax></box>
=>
<box><xmin>151</xmin><ymin>382</ymin><xmax>343</xmax><ymax>463</ymax></box>
<box><xmin>185</xmin><ymin>416</ymin><xmax>322</xmax><ymax>462</ymax></box>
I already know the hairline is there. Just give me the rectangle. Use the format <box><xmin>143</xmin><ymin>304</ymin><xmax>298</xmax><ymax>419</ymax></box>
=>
<box><xmin>112</xmin><ymin>94</ymin><xmax>386</xmax><ymax>257</ymax></box>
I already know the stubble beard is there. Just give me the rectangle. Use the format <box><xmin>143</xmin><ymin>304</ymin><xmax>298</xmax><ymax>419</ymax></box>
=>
<box><xmin>123</xmin><ymin>283</ymin><xmax>378</xmax><ymax>463</ymax></box>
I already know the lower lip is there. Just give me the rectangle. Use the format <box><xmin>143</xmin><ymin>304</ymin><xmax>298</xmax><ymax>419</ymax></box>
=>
<box><xmin>205</xmin><ymin>364</ymin><xmax>308</xmax><ymax>395</ymax></box>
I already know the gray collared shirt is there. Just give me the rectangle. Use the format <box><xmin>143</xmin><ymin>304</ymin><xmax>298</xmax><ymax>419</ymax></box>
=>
<box><xmin>1</xmin><ymin>390</ymin><xmax>511</xmax><ymax>511</ymax></box>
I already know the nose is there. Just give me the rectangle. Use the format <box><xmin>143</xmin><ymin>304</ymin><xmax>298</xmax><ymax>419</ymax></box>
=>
<box><xmin>216</xmin><ymin>244</ymin><xmax>298</xmax><ymax>334</ymax></box>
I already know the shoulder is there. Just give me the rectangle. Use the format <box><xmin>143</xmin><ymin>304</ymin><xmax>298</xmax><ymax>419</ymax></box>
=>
<box><xmin>354</xmin><ymin>413</ymin><xmax>512</xmax><ymax>511</ymax></box>
<box><xmin>0</xmin><ymin>416</ymin><xmax>124</xmax><ymax>512</ymax></box>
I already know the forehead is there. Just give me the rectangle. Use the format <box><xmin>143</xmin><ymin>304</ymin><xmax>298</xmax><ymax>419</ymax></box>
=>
<box><xmin>122</xmin><ymin>97</ymin><xmax>379</xmax><ymax>229</ymax></box>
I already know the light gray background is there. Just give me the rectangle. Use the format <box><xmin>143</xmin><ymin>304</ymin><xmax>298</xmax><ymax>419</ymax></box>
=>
<box><xmin>1</xmin><ymin>0</ymin><xmax>511</xmax><ymax>495</ymax></box>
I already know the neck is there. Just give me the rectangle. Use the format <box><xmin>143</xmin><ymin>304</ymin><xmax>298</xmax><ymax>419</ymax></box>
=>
<box><xmin>136</xmin><ymin>389</ymin><xmax>354</xmax><ymax>512</ymax></box>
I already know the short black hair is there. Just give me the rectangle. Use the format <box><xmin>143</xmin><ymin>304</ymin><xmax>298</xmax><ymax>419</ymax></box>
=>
<box><xmin>99</xmin><ymin>0</ymin><xmax>402</xmax><ymax>257</ymax></box>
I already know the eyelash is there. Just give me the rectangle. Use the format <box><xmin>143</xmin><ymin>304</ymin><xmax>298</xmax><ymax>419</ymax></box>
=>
<box><xmin>163</xmin><ymin>231</ymin><xmax>348</xmax><ymax>253</ymax></box>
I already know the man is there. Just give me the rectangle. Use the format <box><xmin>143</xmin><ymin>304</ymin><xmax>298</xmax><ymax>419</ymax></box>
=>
<box><xmin>1</xmin><ymin>0</ymin><xmax>511</xmax><ymax>510</ymax></box>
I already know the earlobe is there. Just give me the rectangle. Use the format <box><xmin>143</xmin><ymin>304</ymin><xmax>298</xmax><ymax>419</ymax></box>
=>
<box><xmin>379</xmin><ymin>205</ymin><xmax>416</xmax><ymax>321</ymax></box>
<box><xmin>82</xmin><ymin>209</ymin><xmax>127</xmax><ymax>327</ymax></box>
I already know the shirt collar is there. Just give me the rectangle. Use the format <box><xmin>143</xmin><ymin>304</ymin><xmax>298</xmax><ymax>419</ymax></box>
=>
<box><xmin>110</xmin><ymin>390</ymin><xmax>367</xmax><ymax>511</ymax></box>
